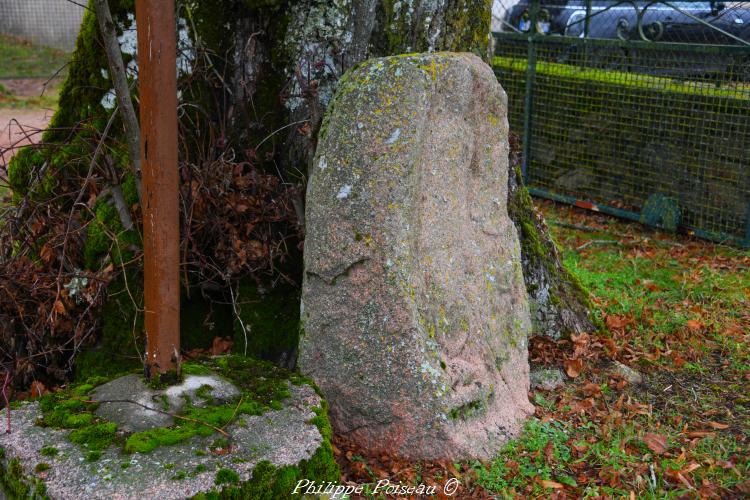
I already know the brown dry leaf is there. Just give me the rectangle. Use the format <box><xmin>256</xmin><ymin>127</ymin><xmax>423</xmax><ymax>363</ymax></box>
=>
<box><xmin>40</xmin><ymin>245</ymin><xmax>54</xmax><ymax>264</ymax></box>
<box><xmin>54</xmin><ymin>300</ymin><xmax>66</xmax><ymax>314</ymax></box>
<box><xmin>687</xmin><ymin>431</ymin><xmax>715</xmax><ymax>438</ymax></box>
<box><xmin>540</xmin><ymin>480</ymin><xmax>564</xmax><ymax>489</ymax></box>
<box><xmin>643</xmin><ymin>432</ymin><xmax>669</xmax><ymax>454</ymax></box>
<box><xmin>564</xmin><ymin>358</ymin><xmax>584</xmax><ymax>378</ymax></box>
<box><xmin>706</xmin><ymin>421</ymin><xmax>729</xmax><ymax>430</ymax></box>
<box><xmin>30</xmin><ymin>381</ymin><xmax>47</xmax><ymax>398</ymax></box>
<box><xmin>581</xmin><ymin>382</ymin><xmax>601</xmax><ymax>396</ymax></box>
<box><xmin>210</xmin><ymin>336</ymin><xmax>234</xmax><ymax>355</ymax></box>
<box><xmin>676</xmin><ymin>472</ymin><xmax>694</xmax><ymax>490</ymax></box>
<box><xmin>606</xmin><ymin>315</ymin><xmax>628</xmax><ymax>329</ymax></box>
<box><xmin>680</xmin><ymin>463</ymin><xmax>701</xmax><ymax>475</ymax></box>
<box><xmin>686</xmin><ymin>319</ymin><xmax>703</xmax><ymax>331</ymax></box>
<box><xmin>544</xmin><ymin>441</ymin><xmax>554</xmax><ymax>463</ymax></box>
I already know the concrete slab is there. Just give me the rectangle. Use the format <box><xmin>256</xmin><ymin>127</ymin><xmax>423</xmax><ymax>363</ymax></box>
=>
<box><xmin>0</xmin><ymin>381</ymin><xmax>325</xmax><ymax>499</ymax></box>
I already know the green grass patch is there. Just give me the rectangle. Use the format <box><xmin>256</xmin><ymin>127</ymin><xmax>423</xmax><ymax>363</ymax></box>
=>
<box><xmin>475</xmin><ymin>201</ymin><xmax>750</xmax><ymax>498</ymax></box>
<box><xmin>0</xmin><ymin>34</ymin><xmax>70</xmax><ymax>79</ymax></box>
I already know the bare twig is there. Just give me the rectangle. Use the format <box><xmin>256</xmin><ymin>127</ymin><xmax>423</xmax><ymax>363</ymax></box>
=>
<box><xmin>576</xmin><ymin>239</ymin><xmax>622</xmax><ymax>251</ymax></box>
<box><xmin>229</xmin><ymin>284</ymin><xmax>249</xmax><ymax>356</ymax></box>
<box><xmin>220</xmin><ymin>396</ymin><xmax>244</xmax><ymax>432</ymax></box>
<box><xmin>94</xmin><ymin>0</ymin><xmax>141</xmax><ymax>200</ymax></box>
<box><xmin>85</xmin><ymin>398</ymin><xmax>230</xmax><ymax>438</ymax></box>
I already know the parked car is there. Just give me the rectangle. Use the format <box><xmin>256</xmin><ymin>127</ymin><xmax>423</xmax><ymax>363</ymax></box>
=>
<box><xmin>504</xmin><ymin>0</ymin><xmax>750</xmax><ymax>44</ymax></box>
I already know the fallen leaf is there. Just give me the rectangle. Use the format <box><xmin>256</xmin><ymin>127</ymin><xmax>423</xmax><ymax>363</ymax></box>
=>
<box><xmin>564</xmin><ymin>358</ymin><xmax>584</xmax><ymax>378</ymax></box>
<box><xmin>643</xmin><ymin>432</ymin><xmax>669</xmax><ymax>454</ymax></box>
<box><xmin>676</xmin><ymin>472</ymin><xmax>694</xmax><ymax>490</ymax></box>
<box><xmin>54</xmin><ymin>300</ymin><xmax>66</xmax><ymax>314</ymax></box>
<box><xmin>706</xmin><ymin>421</ymin><xmax>729</xmax><ymax>430</ymax></box>
<box><xmin>687</xmin><ymin>431</ymin><xmax>715</xmax><ymax>438</ymax></box>
<box><xmin>540</xmin><ymin>480</ymin><xmax>564</xmax><ymax>489</ymax></box>
<box><xmin>210</xmin><ymin>336</ymin><xmax>234</xmax><ymax>355</ymax></box>
<box><xmin>686</xmin><ymin>319</ymin><xmax>703</xmax><ymax>331</ymax></box>
<box><xmin>30</xmin><ymin>381</ymin><xmax>47</xmax><ymax>398</ymax></box>
<box><xmin>606</xmin><ymin>315</ymin><xmax>628</xmax><ymax>329</ymax></box>
<box><xmin>581</xmin><ymin>382</ymin><xmax>601</xmax><ymax>396</ymax></box>
<box><xmin>544</xmin><ymin>441</ymin><xmax>554</xmax><ymax>463</ymax></box>
<box><xmin>680</xmin><ymin>463</ymin><xmax>700</xmax><ymax>475</ymax></box>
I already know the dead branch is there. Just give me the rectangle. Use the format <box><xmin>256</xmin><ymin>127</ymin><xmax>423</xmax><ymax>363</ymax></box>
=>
<box><xmin>84</xmin><ymin>398</ymin><xmax>230</xmax><ymax>438</ymax></box>
<box><xmin>94</xmin><ymin>0</ymin><xmax>142</xmax><ymax>201</ymax></box>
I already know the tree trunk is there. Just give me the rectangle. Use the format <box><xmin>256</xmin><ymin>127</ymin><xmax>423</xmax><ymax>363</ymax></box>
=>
<box><xmin>507</xmin><ymin>135</ymin><xmax>598</xmax><ymax>338</ymax></box>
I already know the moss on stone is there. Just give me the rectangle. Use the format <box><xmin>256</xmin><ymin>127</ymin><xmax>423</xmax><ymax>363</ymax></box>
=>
<box><xmin>0</xmin><ymin>456</ymin><xmax>49</xmax><ymax>499</ymax></box>
<box><xmin>69</xmin><ymin>422</ymin><xmax>118</xmax><ymax>451</ymax></box>
<box><xmin>215</xmin><ymin>468</ymin><xmax>240</xmax><ymax>485</ymax></box>
<box><xmin>190</xmin><ymin>400</ymin><xmax>339</xmax><ymax>500</ymax></box>
<box><xmin>39</xmin><ymin>447</ymin><xmax>58</xmax><ymax>458</ymax></box>
<box><xmin>42</xmin><ymin>355</ymin><xmax>319</xmax><ymax>460</ymax></box>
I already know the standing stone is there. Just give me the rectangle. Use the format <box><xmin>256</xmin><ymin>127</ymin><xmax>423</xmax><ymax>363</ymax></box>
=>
<box><xmin>299</xmin><ymin>53</ymin><xmax>533</xmax><ymax>460</ymax></box>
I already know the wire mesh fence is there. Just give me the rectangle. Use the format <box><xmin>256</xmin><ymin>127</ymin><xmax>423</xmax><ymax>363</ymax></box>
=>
<box><xmin>492</xmin><ymin>0</ymin><xmax>750</xmax><ymax>247</ymax></box>
<box><xmin>0</xmin><ymin>0</ymin><xmax>83</xmax><ymax>79</ymax></box>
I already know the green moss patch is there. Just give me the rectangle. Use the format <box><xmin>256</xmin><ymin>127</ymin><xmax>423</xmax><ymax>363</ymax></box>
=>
<box><xmin>42</xmin><ymin>355</ymin><xmax>309</xmax><ymax>457</ymax></box>
<box><xmin>0</xmin><ymin>455</ymin><xmax>48</xmax><ymax>499</ymax></box>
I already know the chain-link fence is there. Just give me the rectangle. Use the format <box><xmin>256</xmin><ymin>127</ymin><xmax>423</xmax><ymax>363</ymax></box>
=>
<box><xmin>0</xmin><ymin>0</ymin><xmax>83</xmax><ymax>79</ymax></box>
<box><xmin>493</xmin><ymin>0</ymin><xmax>750</xmax><ymax>247</ymax></box>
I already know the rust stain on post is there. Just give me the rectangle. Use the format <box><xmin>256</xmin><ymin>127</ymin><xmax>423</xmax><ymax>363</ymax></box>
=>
<box><xmin>136</xmin><ymin>0</ymin><xmax>180</xmax><ymax>377</ymax></box>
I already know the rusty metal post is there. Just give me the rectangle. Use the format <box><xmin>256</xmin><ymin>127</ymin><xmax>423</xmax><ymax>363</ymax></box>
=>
<box><xmin>136</xmin><ymin>0</ymin><xmax>180</xmax><ymax>378</ymax></box>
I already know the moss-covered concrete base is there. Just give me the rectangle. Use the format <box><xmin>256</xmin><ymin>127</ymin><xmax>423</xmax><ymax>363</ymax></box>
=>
<box><xmin>0</xmin><ymin>356</ymin><xmax>338</xmax><ymax>499</ymax></box>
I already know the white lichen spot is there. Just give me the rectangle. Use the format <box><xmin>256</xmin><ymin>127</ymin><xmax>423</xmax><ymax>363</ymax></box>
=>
<box><xmin>318</xmin><ymin>156</ymin><xmax>328</xmax><ymax>170</ymax></box>
<box><xmin>100</xmin><ymin>89</ymin><xmax>117</xmax><ymax>110</ymax></box>
<box><xmin>386</xmin><ymin>128</ymin><xmax>401</xmax><ymax>144</ymax></box>
<box><xmin>63</xmin><ymin>273</ymin><xmax>89</xmax><ymax>304</ymax></box>
<box><xmin>118</xmin><ymin>14</ymin><xmax>138</xmax><ymax>57</ymax></box>
<box><xmin>336</xmin><ymin>184</ymin><xmax>352</xmax><ymax>200</ymax></box>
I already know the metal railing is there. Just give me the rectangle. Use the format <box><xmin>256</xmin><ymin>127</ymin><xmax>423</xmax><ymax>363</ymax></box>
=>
<box><xmin>492</xmin><ymin>0</ymin><xmax>750</xmax><ymax>247</ymax></box>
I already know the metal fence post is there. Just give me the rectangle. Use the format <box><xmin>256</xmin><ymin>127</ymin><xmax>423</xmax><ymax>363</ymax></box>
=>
<box><xmin>136</xmin><ymin>0</ymin><xmax>181</xmax><ymax>379</ymax></box>
<box><xmin>521</xmin><ymin>0</ymin><xmax>540</xmax><ymax>182</ymax></box>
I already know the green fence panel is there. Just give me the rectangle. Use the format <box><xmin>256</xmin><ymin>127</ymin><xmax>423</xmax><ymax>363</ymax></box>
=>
<box><xmin>492</xmin><ymin>0</ymin><xmax>750</xmax><ymax>247</ymax></box>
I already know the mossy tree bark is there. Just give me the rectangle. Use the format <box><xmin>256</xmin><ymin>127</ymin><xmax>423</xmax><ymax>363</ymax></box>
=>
<box><xmin>507</xmin><ymin>140</ymin><xmax>597</xmax><ymax>338</ymax></box>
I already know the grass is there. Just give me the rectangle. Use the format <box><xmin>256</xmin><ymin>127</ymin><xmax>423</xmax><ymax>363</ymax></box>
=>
<box><xmin>0</xmin><ymin>82</ymin><xmax>60</xmax><ymax>110</ymax></box>
<box><xmin>334</xmin><ymin>199</ymin><xmax>749</xmax><ymax>498</ymax></box>
<box><xmin>0</xmin><ymin>34</ymin><xmax>69</xmax><ymax>80</ymax></box>
<box><xmin>473</xmin><ymin>200</ymin><xmax>750</xmax><ymax>498</ymax></box>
